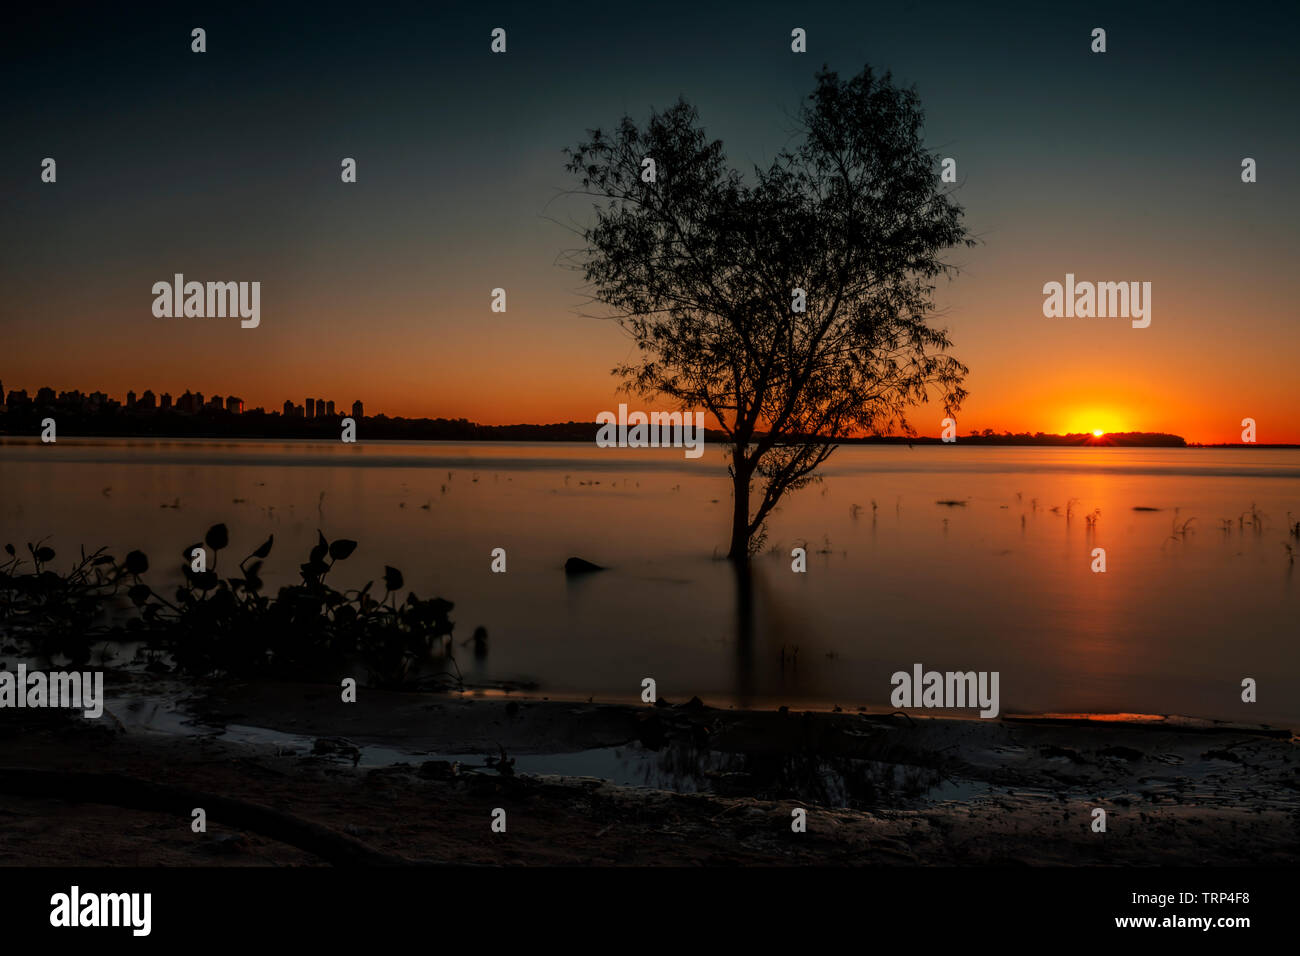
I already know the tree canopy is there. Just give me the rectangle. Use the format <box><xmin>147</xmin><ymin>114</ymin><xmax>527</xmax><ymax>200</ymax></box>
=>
<box><xmin>564</xmin><ymin>65</ymin><xmax>973</xmax><ymax>559</ymax></box>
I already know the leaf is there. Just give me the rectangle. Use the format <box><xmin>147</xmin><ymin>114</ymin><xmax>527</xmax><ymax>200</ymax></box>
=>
<box><xmin>251</xmin><ymin>534</ymin><xmax>274</xmax><ymax>559</ymax></box>
<box><xmin>383</xmin><ymin>566</ymin><xmax>404</xmax><ymax>591</ymax></box>
<box><xmin>3</xmin><ymin>543</ymin><xmax>13</xmax><ymax>556</ymax></box>
<box><xmin>127</xmin><ymin>584</ymin><xmax>152</xmax><ymax>606</ymax></box>
<box><xmin>124</xmin><ymin>550</ymin><xmax>149</xmax><ymax>575</ymax></box>
<box><xmin>205</xmin><ymin>523</ymin><xmax>229</xmax><ymax>551</ymax></box>
<box><xmin>310</xmin><ymin>529</ymin><xmax>328</xmax><ymax>565</ymax></box>
<box><xmin>329</xmin><ymin>539</ymin><xmax>358</xmax><ymax>561</ymax></box>
<box><xmin>34</xmin><ymin>546</ymin><xmax>56</xmax><ymax>563</ymax></box>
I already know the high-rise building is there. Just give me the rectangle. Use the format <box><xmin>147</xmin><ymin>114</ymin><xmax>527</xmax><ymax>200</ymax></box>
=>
<box><xmin>36</xmin><ymin>387</ymin><xmax>56</xmax><ymax>405</ymax></box>
<box><xmin>351</xmin><ymin>400</ymin><xmax>364</xmax><ymax>419</ymax></box>
<box><xmin>138</xmin><ymin>390</ymin><xmax>156</xmax><ymax>410</ymax></box>
<box><xmin>306</xmin><ymin>398</ymin><xmax>315</xmax><ymax>418</ymax></box>
<box><xmin>126</xmin><ymin>390</ymin><xmax>137</xmax><ymax>408</ymax></box>
<box><xmin>160</xmin><ymin>392</ymin><xmax>172</xmax><ymax>410</ymax></box>
<box><xmin>225</xmin><ymin>396</ymin><xmax>243</xmax><ymax>414</ymax></box>
<box><xmin>325</xmin><ymin>400</ymin><xmax>335</xmax><ymax>417</ymax></box>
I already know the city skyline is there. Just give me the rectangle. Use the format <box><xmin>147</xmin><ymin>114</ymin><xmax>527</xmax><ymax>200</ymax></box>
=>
<box><xmin>0</xmin><ymin>378</ymin><xmax>361</xmax><ymax>420</ymax></box>
<box><xmin>2</xmin><ymin>375</ymin><xmax>1293</xmax><ymax>446</ymax></box>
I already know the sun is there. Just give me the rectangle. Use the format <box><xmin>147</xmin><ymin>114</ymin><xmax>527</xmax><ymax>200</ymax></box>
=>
<box><xmin>1092</xmin><ymin>429</ymin><xmax>1105</xmax><ymax>437</ymax></box>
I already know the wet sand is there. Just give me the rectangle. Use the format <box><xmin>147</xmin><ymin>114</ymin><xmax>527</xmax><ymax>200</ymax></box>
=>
<box><xmin>1</xmin><ymin>683</ymin><xmax>1296</xmax><ymax>866</ymax></box>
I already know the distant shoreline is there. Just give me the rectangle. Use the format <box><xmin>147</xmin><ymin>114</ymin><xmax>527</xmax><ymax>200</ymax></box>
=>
<box><xmin>0</xmin><ymin>430</ymin><xmax>1295</xmax><ymax>449</ymax></box>
<box><xmin>0</xmin><ymin>417</ymin><xmax>1295</xmax><ymax>449</ymax></box>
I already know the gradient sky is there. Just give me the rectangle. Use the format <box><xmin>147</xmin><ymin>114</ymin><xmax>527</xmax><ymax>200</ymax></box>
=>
<box><xmin>2</xmin><ymin>1</ymin><xmax>1297</xmax><ymax>443</ymax></box>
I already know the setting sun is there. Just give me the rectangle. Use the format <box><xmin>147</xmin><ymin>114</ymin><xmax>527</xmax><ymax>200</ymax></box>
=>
<box><xmin>1092</xmin><ymin>430</ymin><xmax>1105</xmax><ymax>437</ymax></box>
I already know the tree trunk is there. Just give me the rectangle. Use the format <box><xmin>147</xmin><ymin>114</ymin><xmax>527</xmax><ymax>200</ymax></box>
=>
<box><xmin>727</xmin><ymin>448</ymin><xmax>751</xmax><ymax>561</ymax></box>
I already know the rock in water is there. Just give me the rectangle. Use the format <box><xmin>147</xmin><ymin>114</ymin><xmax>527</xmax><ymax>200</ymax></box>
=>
<box><xmin>564</xmin><ymin>557</ymin><xmax>606</xmax><ymax>575</ymax></box>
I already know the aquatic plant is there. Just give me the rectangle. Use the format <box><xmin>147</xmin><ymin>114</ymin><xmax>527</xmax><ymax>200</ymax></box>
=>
<box><xmin>1163</xmin><ymin>514</ymin><xmax>1197</xmax><ymax>548</ymax></box>
<box><xmin>1</xmin><ymin>524</ymin><xmax>464</xmax><ymax>689</ymax></box>
<box><xmin>1239</xmin><ymin>503</ymin><xmax>1266</xmax><ymax>533</ymax></box>
<box><xmin>0</xmin><ymin>540</ymin><xmax>121</xmax><ymax>664</ymax></box>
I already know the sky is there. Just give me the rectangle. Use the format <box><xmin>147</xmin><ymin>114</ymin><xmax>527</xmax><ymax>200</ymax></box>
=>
<box><xmin>2</xmin><ymin>0</ymin><xmax>1297</xmax><ymax>443</ymax></box>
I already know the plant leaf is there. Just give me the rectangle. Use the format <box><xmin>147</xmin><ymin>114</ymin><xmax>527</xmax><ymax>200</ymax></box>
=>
<box><xmin>329</xmin><ymin>539</ymin><xmax>358</xmax><ymax>561</ymax></box>
<box><xmin>205</xmin><ymin>523</ymin><xmax>229</xmax><ymax>550</ymax></box>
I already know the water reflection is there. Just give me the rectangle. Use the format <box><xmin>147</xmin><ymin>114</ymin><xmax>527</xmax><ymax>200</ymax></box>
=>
<box><xmin>4</xmin><ymin>440</ymin><xmax>1298</xmax><ymax>723</ymax></box>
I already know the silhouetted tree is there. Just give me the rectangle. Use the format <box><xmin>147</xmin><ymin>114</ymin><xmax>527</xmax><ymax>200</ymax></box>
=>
<box><xmin>565</xmin><ymin>66</ymin><xmax>972</xmax><ymax>560</ymax></box>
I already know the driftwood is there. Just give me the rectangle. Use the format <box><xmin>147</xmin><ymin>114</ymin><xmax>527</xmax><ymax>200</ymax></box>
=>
<box><xmin>0</xmin><ymin>767</ymin><xmax>418</xmax><ymax>866</ymax></box>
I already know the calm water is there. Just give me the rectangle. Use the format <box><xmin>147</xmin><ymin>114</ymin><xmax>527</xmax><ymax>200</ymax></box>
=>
<box><xmin>3</xmin><ymin>439</ymin><xmax>1298</xmax><ymax>725</ymax></box>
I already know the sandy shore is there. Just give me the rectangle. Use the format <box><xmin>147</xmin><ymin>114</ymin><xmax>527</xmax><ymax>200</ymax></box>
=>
<box><xmin>1</xmin><ymin>682</ymin><xmax>1296</xmax><ymax>865</ymax></box>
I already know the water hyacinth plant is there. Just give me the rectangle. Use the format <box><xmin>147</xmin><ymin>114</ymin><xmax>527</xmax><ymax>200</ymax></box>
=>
<box><xmin>1</xmin><ymin>524</ymin><xmax>464</xmax><ymax>688</ymax></box>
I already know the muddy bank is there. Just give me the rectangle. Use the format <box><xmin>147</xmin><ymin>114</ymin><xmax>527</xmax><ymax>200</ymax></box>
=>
<box><xmin>1</xmin><ymin>683</ymin><xmax>1297</xmax><ymax>865</ymax></box>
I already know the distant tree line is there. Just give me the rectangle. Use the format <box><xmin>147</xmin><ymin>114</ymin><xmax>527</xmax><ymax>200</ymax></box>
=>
<box><xmin>0</xmin><ymin>402</ymin><xmax>1193</xmax><ymax>446</ymax></box>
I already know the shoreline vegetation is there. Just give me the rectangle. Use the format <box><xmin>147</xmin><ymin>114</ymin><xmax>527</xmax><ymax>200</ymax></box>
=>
<box><xmin>0</xmin><ymin>526</ymin><xmax>471</xmax><ymax>690</ymax></box>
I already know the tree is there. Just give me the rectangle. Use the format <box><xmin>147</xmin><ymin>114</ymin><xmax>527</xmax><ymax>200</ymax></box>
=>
<box><xmin>564</xmin><ymin>65</ymin><xmax>972</xmax><ymax>561</ymax></box>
